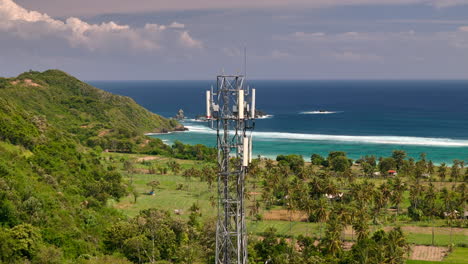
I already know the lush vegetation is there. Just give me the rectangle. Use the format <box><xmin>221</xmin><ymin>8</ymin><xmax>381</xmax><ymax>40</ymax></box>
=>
<box><xmin>0</xmin><ymin>70</ymin><xmax>213</xmax><ymax>263</ymax></box>
<box><xmin>108</xmin><ymin>150</ymin><xmax>466</xmax><ymax>264</ymax></box>
<box><xmin>0</xmin><ymin>70</ymin><xmax>181</xmax><ymax>152</ymax></box>
<box><xmin>0</xmin><ymin>70</ymin><xmax>466</xmax><ymax>263</ymax></box>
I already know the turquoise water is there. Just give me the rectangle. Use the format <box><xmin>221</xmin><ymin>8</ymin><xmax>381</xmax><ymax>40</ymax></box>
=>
<box><xmin>90</xmin><ymin>80</ymin><xmax>468</xmax><ymax>164</ymax></box>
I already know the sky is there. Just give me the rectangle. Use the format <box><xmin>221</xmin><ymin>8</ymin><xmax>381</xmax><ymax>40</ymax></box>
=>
<box><xmin>1</xmin><ymin>0</ymin><xmax>468</xmax><ymax>80</ymax></box>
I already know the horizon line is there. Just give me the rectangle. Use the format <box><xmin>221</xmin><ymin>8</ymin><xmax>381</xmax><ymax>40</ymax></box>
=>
<box><xmin>86</xmin><ymin>78</ymin><xmax>468</xmax><ymax>82</ymax></box>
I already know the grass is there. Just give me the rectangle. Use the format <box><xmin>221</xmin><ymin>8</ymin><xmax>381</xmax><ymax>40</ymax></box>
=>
<box><xmin>443</xmin><ymin>247</ymin><xmax>468</xmax><ymax>263</ymax></box>
<box><xmin>109</xmin><ymin>173</ymin><xmax>216</xmax><ymax>218</ymax></box>
<box><xmin>107</xmin><ymin>153</ymin><xmax>467</xmax><ymax>255</ymax></box>
<box><xmin>406</xmin><ymin>247</ymin><xmax>468</xmax><ymax>264</ymax></box>
<box><xmin>406</xmin><ymin>233</ymin><xmax>467</xmax><ymax>247</ymax></box>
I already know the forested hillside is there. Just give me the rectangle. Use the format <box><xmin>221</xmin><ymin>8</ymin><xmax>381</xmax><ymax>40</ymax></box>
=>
<box><xmin>0</xmin><ymin>70</ymin><xmax>184</xmax><ymax>152</ymax></box>
<box><xmin>0</xmin><ymin>70</ymin><xmax>191</xmax><ymax>263</ymax></box>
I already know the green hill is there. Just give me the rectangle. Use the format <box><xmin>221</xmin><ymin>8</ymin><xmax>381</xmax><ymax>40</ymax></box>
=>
<box><xmin>0</xmin><ymin>70</ymin><xmax>186</xmax><ymax>263</ymax></box>
<box><xmin>0</xmin><ymin>70</ymin><xmax>183</xmax><ymax>152</ymax></box>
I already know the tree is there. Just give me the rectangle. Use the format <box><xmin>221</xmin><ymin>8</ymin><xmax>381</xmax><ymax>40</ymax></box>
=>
<box><xmin>0</xmin><ymin>224</ymin><xmax>42</xmax><ymax>261</ymax></box>
<box><xmin>188</xmin><ymin>203</ymin><xmax>202</xmax><ymax>228</ymax></box>
<box><xmin>392</xmin><ymin>150</ymin><xmax>407</xmax><ymax>170</ymax></box>
<box><xmin>450</xmin><ymin>160</ymin><xmax>460</xmax><ymax>181</ymax></box>
<box><xmin>384</xmin><ymin>227</ymin><xmax>409</xmax><ymax>264</ymax></box>
<box><xmin>310</xmin><ymin>154</ymin><xmax>325</xmax><ymax>166</ymax></box>
<box><xmin>330</xmin><ymin>155</ymin><xmax>351</xmax><ymax>173</ymax></box>
<box><xmin>424</xmin><ymin>183</ymin><xmax>437</xmax><ymax>245</ymax></box>
<box><xmin>352</xmin><ymin>207</ymin><xmax>370</xmax><ymax>241</ymax></box>
<box><xmin>167</xmin><ymin>160</ymin><xmax>181</xmax><ymax>174</ymax></box>
<box><xmin>361</xmin><ymin>155</ymin><xmax>377</xmax><ymax>168</ymax></box>
<box><xmin>328</xmin><ymin>151</ymin><xmax>347</xmax><ymax>160</ymax></box>
<box><xmin>253</xmin><ymin>227</ymin><xmax>290</xmax><ymax>262</ymax></box>
<box><xmin>265</xmin><ymin>159</ymin><xmax>275</xmax><ymax>172</ymax></box>
<box><xmin>389</xmin><ymin>177</ymin><xmax>406</xmax><ymax>217</ymax></box>
<box><xmin>321</xmin><ymin>216</ymin><xmax>343</xmax><ymax>257</ymax></box>
<box><xmin>130</xmin><ymin>185</ymin><xmax>140</xmax><ymax>204</ymax></box>
<box><xmin>312</xmin><ymin>198</ymin><xmax>329</xmax><ymax>239</ymax></box>
<box><xmin>124</xmin><ymin>160</ymin><xmax>134</xmax><ymax>174</ymax></box>
<box><xmin>427</xmin><ymin>160</ymin><xmax>435</xmax><ymax>176</ymax></box>
<box><xmin>408</xmin><ymin>183</ymin><xmax>425</xmax><ymax>221</ymax></box>
<box><xmin>147</xmin><ymin>180</ymin><xmax>160</xmax><ymax>193</ymax></box>
<box><xmin>361</xmin><ymin>162</ymin><xmax>375</xmax><ymax>177</ymax></box>
<box><xmin>276</xmin><ymin>154</ymin><xmax>304</xmax><ymax>173</ymax></box>
<box><xmin>202</xmin><ymin>166</ymin><xmax>216</xmax><ymax>190</ymax></box>
<box><xmin>379</xmin><ymin>157</ymin><xmax>396</xmax><ymax>176</ymax></box>
<box><xmin>438</xmin><ymin>163</ymin><xmax>447</xmax><ymax>181</ymax></box>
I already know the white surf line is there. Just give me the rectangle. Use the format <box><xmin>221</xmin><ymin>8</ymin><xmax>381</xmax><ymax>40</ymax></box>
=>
<box><xmin>184</xmin><ymin>125</ymin><xmax>468</xmax><ymax>147</ymax></box>
<box><xmin>300</xmin><ymin>111</ymin><xmax>342</xmax><ymax>114</ymax></box>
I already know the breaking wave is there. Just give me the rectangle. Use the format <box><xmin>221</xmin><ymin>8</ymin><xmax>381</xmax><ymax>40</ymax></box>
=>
<box><xmin>256</xmin><ymin>114</ymin><xmax>274</xmax><ymax>119</ymax></box>
<box><xmin>301</xmin><ymin>111</ymin><xmax>342</xmax><ymax>114</ymax></box>
<box><xmin>184</xmin><ymin>125</ymin><xmax>468</xmax><ymax>147</ymax></box>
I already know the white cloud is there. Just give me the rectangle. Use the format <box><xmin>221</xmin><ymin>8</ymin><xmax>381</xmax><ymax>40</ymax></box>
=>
<box><xmin>276</xmin><ymin>27</ymin><xmax>468</xmax><ymax>65</ymax></box>
<box><xmin>169</xmin><ymin>22</ymin><xmax>185</xmax><ymax>29</ymax></box>
<box><xmin>0</xmin><ymin>0</ymin><xmax>202</xmax><ymax>52</ymax></box>
<box><xmin>179</xmin><ymin>31</ymin><xmax>202</xmax><ymax>48</ymax></box>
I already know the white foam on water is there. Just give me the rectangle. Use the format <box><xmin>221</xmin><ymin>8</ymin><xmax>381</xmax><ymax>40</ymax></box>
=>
<box><xmin>256</xmin><ymin>115</ymin><xmax>274</xmax><ymax>119</ymax></box>
<box><xmin>184</xmin><ymin>125</ymin><xmax>468</xmax><ymax>147</ymax></box>
<box><xmin>185</xmin><ymin>118</ymin><xmax>209</xmax><ymax>122</ymax></box>
<box><xmin>300</xmin><ymin>111</ymin><xmax>341</xmax><ymax>114</ymax></box>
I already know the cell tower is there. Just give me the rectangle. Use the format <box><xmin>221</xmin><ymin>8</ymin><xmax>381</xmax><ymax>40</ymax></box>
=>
<box><xmin>206</xmin><ymin>75</ymin><xmax>256</xmax><ymax>264</ymax></box>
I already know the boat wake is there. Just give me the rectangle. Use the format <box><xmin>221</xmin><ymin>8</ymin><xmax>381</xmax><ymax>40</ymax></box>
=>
<box><xmin>184</xmin><ymin>125</ymin><xmax>468</xmax><ymax>147</ymax></box>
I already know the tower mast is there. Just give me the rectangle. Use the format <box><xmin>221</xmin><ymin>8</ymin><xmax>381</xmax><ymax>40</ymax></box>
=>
<box><xmin>207</xmin><ymin>75</ymin><xmax>255</xmax><ymax>264</ymax></box>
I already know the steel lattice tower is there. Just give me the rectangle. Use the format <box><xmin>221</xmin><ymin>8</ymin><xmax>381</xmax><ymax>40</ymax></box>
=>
<box><xmin>206</xmin><ymin>75</ymin><xmax>255</xmax><ymax>264</ymax></box>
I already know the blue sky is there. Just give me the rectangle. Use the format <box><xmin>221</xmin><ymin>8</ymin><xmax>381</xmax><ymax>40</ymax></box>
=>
<box><xmin>1</xmin><ymin>0</ymin><xmax>468</xmax><ymax>80</ymax></box>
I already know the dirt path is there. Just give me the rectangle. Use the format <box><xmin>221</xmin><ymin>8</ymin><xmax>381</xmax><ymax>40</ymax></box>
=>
<box><xmin>139</xmin><ymin>139</ymin><xmax>151</xmax><ymax>147</ymax></box>
<box><xmin>340</xmin><ymin>225</ymin><xmax>466</xmax><ymax>237</ymax></box>
<box><xmin>136</xmin><ymin>156</ymin><xmax>160</xmax><ymax>162</ymax></box>
<box><xmin>263</xmin><ymin>209</ymin><xmax>308</xmax><ymax>222</ymax></box>
<box><xmin>10</xmin><ymin>79</ymin><xmax>41</xmax><ymax>87</ymax></box>
<box><xmin>98</xmin><ymin>130</ymin><xmax>110</xmax><ymax>137</ymax></box>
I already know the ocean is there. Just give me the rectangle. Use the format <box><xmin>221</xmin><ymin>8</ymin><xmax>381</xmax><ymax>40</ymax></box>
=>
<box><xmin>89</xmin><ymin>80</ymin><xmax>468</xmax><ymax>164</ymax></box>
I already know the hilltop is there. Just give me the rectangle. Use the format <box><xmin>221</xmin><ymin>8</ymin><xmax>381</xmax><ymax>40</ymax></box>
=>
<box><xmin>0</xmin><ymin>70</ymin><xmax>185</xmax><ymax>152</ymax></box>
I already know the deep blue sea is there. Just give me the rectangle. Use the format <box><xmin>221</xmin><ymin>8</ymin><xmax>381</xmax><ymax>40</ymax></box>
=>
<box><xmin>90</xmin><ymin>80</ymin><xmax>468</xmax><ymax>164</ymax></box>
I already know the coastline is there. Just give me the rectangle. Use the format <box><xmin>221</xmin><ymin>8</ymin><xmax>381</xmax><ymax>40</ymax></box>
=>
<box><xmin>149</xmin><ymin>123</ymin><xmax>468</xmax><ymax>165</ymax></box>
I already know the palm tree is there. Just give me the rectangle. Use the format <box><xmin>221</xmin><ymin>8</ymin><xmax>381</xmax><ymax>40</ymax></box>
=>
<box><xmin>353</xmin><ymin>207</ymin><xmax>370</xmax><ymax>241</ymax></box>
<box><xmin>321</xmin><ymin>215</ymin><xmax>344</xmax><ymax>257</ymax></box>
<box><xmin>427</xmin><ymin>160</ymin><xmax>435</xmax><ymax>177</ymax></box>
<box><xmin>425</xmin><ymin>183</ymin><xmax>437</xmax><ymax>245</ymax></box>
<box><xmin>450</xmin><ymin>160</ymin><xmax>460</xmax><ymax>181</ymax></box>
<box><xmin>385</xmin><ymin>227</ymin><xmax>409</xmax><ymax>264</ymax></box>
<box><xmin>333</xmin><ymin>203</ymin><xmax>352</xmax><ymax>241</ymax></box>
<box><xmin>392</xmin><ymin>150</ymin><xmax>407</xmax><ymax>170</ymax></box>
<box><xmin>440</xmin><ymin>189</ymin><xmax>459</xmax><ymax>244</ymax></box>
<box><xmin>438</xmin><ymin>163</ymin><xmax>447</xmax><ymax>181</ymax></box>
<box><xmin>390</xmin><ymin>177</ymin><xmax>406</xmax><ymax>217</ymax></box>
<box><xmin>314</xmin><ymin>198</ymin><xmax>329</xmax><ymax>240</ymax></box>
